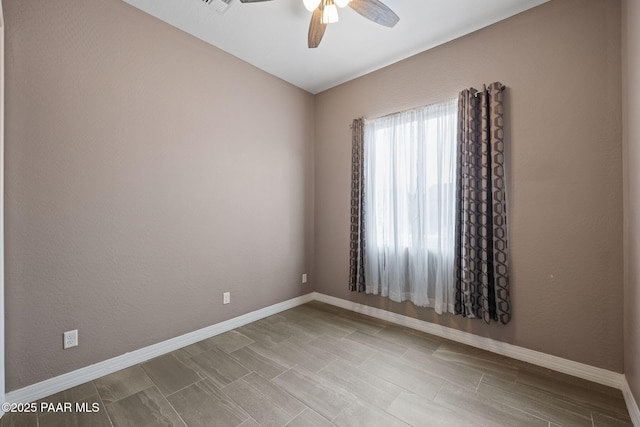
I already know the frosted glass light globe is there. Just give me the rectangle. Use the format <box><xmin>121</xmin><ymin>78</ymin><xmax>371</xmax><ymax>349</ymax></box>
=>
<box><xmin>303</xmin><ymin>0</ymin><xmax>321</xmax><ymax>11</ymax></box>
<box><xmin>322</xmin><ymin>3</ymin><xmax>339</xmax><ymax>23</ymax></box>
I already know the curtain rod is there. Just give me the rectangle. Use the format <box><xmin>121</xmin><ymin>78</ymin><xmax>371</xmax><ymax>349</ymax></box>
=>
<box><xmin>349</xmin><ymin>84</ymin><xmax>507</xmax><ymax>126</ymax></box>
<box><xmin>359</xmin><ymin>96</ymin><xmax>458</xmax><ymax>124</ymax></box>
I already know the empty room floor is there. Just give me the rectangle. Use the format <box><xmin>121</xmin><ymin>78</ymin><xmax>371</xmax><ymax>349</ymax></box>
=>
<box><xmin>0</xmin><ymin>301</ymin><xmax>633</xmax><ymax>427</ymax></box>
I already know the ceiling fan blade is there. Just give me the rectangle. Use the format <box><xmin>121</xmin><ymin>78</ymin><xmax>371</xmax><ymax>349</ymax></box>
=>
<box><xmin>308</xmin><ymin>7</ymin><xmax>327</xmax><ymax>48</ymax></box>
<box><xmin>348</xmin><ymin>0</ymin><xmax>399</xmax><ymax>27</ymax></box>
<box><xmin>239</xmin><ymin>0</ymin><xmax>273</xmax><ymax>3</ymax></box>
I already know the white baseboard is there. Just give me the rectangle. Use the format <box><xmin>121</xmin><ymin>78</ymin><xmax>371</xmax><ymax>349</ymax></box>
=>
<box><xmin>312</xmin><ymin>292</ymin><xmax>626</xmax><ymax>390</ymax></box>
<box><xmin>622</xmin><ymin>378</ymin><xmax>640</xmax><ymax>426</ymax></box>
<box><xmin>5</xmin><ymin>290</ymin><xmax>640</xmax><ymax>426</ymax></box>
<box><xmin>5</xmin><ymin>293</ymin><xmax>314</xmax><ymax>405</ymax></box>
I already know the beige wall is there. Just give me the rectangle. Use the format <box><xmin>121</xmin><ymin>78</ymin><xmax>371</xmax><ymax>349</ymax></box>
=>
<box><xmin>4</xmin><ymin>0</ymin><xmax>314</xmax><ymax>391</ymax></box>
<box><xmin>623</xmin><ymin>0</ymin><xmax>640</xmax><ymax>408</ymax></box>
<box><xmin>314</xmin><ymin>0</ymin><xmax>623</xmax><ymax>372</ymax></box>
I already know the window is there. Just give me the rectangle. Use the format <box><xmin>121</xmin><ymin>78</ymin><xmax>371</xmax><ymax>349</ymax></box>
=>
<box><xmin>363</xmin><ymin>99</ymin><xmax>457</xmax><ymax>313</ymax></box>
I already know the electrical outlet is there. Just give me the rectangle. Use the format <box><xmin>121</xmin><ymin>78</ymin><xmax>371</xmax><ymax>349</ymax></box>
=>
<box><xmin>64</xmin><ymin>330</ymin><xmax>78</xmax><ymax>349</ymax></box>
<box><xmin>223</xmin><ymin>292</ymin><xmax>230</xmax><ymax>305</ymax></box>
<box><xmin>302</xmin><ymin>273</ymin><xmax>308</xmax><ymax>284</ymax></box>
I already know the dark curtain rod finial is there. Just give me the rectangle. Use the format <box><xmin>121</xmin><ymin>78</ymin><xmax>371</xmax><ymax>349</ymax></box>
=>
<box><xmin>474</xmin><ymin>84</ymin><xmax>506</xmax><ymax>97</ymax></box>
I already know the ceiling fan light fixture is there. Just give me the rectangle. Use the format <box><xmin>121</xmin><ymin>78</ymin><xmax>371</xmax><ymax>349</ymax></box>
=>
<box><xmin>334</xmin><ymin>0</ymin><xmax>351</xmax><ymax>7</ymax></box>
<box><xmin>322</xmin><ymin>0</ymin><xmax>339</xmax><ymax>24</ymax></box>
<box><xmin>303</xmin><ymin>0</ymin><xmax>321</xmax><ymax>12</ymax></box>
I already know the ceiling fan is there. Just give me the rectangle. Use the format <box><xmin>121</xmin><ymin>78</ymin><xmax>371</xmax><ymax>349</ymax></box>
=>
<box><xmin>238</xmin><ymin>0</ymin><xmax>400</xmax><ymax>48</ymax></box>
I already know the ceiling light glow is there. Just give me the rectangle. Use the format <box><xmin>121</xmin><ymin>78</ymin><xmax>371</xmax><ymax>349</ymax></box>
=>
<box><xmin>322</xmin><ymin>1</ymin><xmax>339</xmax><ymax>23</ymax></box>
<box><xmin>303</xmin><ymin>0</ymin><xmax>321</xmax><ymax>12</ymax></box>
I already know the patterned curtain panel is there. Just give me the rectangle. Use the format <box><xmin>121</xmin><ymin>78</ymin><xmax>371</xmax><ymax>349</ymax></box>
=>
<box><xmin>454</xmin><ymin>82</ymin><xmax>511</xmax><ymax>324</ymax></box>
<box><xmin>349</xmin><ymin>118</ymin><xmax>366</xmax><ymax>292</ymax></box>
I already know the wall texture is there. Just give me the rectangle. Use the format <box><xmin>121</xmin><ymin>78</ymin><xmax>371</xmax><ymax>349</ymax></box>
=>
<box><xmin>4</xmin><ymin>0</ymin><xmax>314</xmax><ymax>391</ymax></box>
<box><xmin>623</xmin><ymin>0</ymin><xmax>640</xmax><ymax>409</ymax></box>
<box><xmin>314</xmin><ymin>0</ymin><xmax>623</xmax><ymax>372</ymax></box>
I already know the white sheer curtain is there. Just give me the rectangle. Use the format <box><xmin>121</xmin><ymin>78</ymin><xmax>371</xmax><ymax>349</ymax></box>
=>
<box><xmin>364</xmin><ymin>99</ymin><xmax>457</xmax><ymax>313</ymax></box>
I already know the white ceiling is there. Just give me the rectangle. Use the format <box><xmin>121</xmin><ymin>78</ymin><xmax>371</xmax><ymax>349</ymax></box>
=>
<box><xmin>122</xmin><ymin>0</ymin><xmax>548</xmax><ymax>94</ymax></box>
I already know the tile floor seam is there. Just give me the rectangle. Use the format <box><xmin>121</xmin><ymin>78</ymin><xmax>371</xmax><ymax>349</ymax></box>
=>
<box><xmin>356</xmin><ymin>348</ymin><xmax>377</xmax><ymax>366</ymax></box>
<box><xmin>497</xmin><ymin>399</ymin><xmax>556</xmax><ymax>426</ymax></box>
<box><xmin>329</xmin><ymin>398</ymin><xmax>355</xmax><ymax>422</ymax></box>
<box><xmin>475</xmin><ymin>373</ymin><xmax>485</xmax><ymax>393</ymax></box>
<box><xmin>162</xmin><ymin>392</ymin><xmax>189</xmax><ymax>427</ymax></box>
<box><xmin>235</xmin><ymin>370</ymin><xmax>256</xmax><ymax>385</ymax></box>
<box><xmin>163</xmin><ymin>378</ymin><xmax>204</xmax><ymax>399</ymax></box>
<box><xmin>398</xmin><ymin>346</ymin><xmax>410</xmax><ymax>358</ymax></box>
<box><xmin>285</xmin><ymin>405</ymin><xmax>309</xmax><ymax>425</ymax></box>
<box><xmin>315</xmin><ymin>362</ymin><xmax>330</xmax><ymax>376</ymax></box>
<box><xmin>432</xmin><ymin>378</ymin><xmax>447</xmax><ymax>401</ymax></box>
<box><xmin>94</xmin><ymin>384</ymin><xmax>116</xmax><ymax>427</ymax></box>
<box><xmin>272</xmin><ymin>380</ymin><xmax>316</xmax><ymax>423</ymax></box>
<box><xmin>271</xmin><ymin>367</ymin><xmax>293</xmax><ymax>382</ymax></box>
<box><xmin>29</xmin><ymin>411</ymin><xmax>40</xmax><ymax>427</ymax></box>
<box><xmin>379</xmin><ymin>403</ymin><xmax>413</xmax><ymax>427</ymax></box>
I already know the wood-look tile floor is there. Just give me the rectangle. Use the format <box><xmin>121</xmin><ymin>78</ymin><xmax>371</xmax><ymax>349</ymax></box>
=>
<box><xmin>2</xmin><ymin>301</ymin><xmax>633</xmax><ymax>427</ymax></box>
